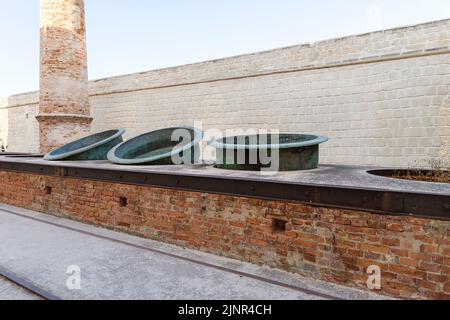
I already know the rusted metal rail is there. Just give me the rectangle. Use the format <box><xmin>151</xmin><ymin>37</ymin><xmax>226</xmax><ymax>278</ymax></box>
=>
<box><xmin>0</xmin><ymin>160</ymin><xmax>448</xmax><ymax>220</ymax></box>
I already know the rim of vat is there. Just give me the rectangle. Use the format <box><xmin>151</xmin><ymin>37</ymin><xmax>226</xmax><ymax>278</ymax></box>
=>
<box><xmin>44</xmin><ymin>129</ymin><xmax>126</xmax><ymax>161</ymax></box>
<box><xmin>208</xmin><ymin>134</ymin><xmax>329</xmax><ymax>150</ymax></box>
<box><xmin>107</xmin><ymin>126</ymin><xmax>204</xmax><ymax>165</ymax></box>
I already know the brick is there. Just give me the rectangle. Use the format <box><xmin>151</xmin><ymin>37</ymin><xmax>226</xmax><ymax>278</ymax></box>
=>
<box><xmin>292</xmin><ymin>239</ymin><xmax>317</xmax><ymax>249</ymax></box>
<box><xmin>442</xmin><ymin>247</ymin><xmax>450</xmax><ymax>256</ymax></box>
<box><xmin>445</xmin><ymin>283</ymin><xmax>450</xmax><ymax>294</ymax></box>
<box><xmin>420</xmin><ymin>244</ymin><xmax>439</xmax><ymax>254</ymax></box>
<box><xmin>416</xmin><ymin>280</ymin><xmax>438</xmax><ymax>291</ymax></box>
<box><xmin>351</xmin><ymin>219</ymin><xmax>368</xmax><ymax>227</ymax></box>
<box><xmin>384</xmin><ymin>280</ymin><xmax>417</xmax><ymax>294</ymax></box>
<box><xmin>249</xmin><ymin>238</ymin><xmax>268</xmax><ymax>247</ymax></box>
<box><xmin>431</xmin><ymin>255</ymin><xmax>444</xmax><ymax>265</ymax></box>
<box><xmin>347</xmin><ymin>249</ymin><xmax>364</xmax><ymax>258</ymax></box>
<box><xmin>334</xmin><ymin>217</ymin><xmax>351</xmax><ymax>225</ymax></box>
<box><xmin>389</xmin><ymin>264</ymin><xmax>426</xmax><ymax>279</ymax></box>
<box><xmin>396</xmin><ymin>274</ymin><xmax>418</xmax><ymax>286</ymax></box>
<box><xmin>391</xmin><ymin>248</ymin><xmax>410</xmax><ymax>257</ymax></box>
<box><xmin>366</xmin><ymin>236</ymin><xmax>381</xmax><ymax>243</ymax></box>
<box><xmin>365</xmin><ymin>252</ymin><xmax>382</xmax><ymax>260</ymax></box>
<box><xmin>348</xmin><ymin>234</ymin><xmax>365</xmax><ymax>242</ymax></box>
<box><xmin>419</xmin><ymin>290</ymin><xmax>450</xmax><ymax>300</ymax></box>
<box><xmin>410</xmin><ymin>252</ymin><xmax>433</xmax><ymax>262</ymax></box>
<box><xmin>37</xmin><ymin>0</ymin><xmax>91</xmax><ymax>153</ymax></box>
<box><xmin>426</xmin><ymin>273</ymin><xmax>448</xmax><ymax>283</ymax></box>
<box><xmin>367</xmin><ymin>220</ymin><xmax>386</xmax><ymax>229</ymax></box>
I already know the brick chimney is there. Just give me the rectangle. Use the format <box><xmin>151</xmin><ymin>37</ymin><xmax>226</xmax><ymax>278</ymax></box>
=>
<box><xmin>37</xmin><ymin>0</ymin><xmax>92</xmax><ymax>153</ymax></box>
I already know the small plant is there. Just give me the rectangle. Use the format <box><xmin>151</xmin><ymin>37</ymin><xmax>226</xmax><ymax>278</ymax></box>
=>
<box><xmin>394</xmin><ymin>159</ymin><xmax>450</xmax><ymax>183</ymax></box>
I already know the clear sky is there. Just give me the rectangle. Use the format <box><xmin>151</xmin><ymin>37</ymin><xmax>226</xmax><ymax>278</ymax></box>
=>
<box><xmin>1</xmin><ymin>0</ymin><xmax>450</xmax><ymax>97</ymax></box>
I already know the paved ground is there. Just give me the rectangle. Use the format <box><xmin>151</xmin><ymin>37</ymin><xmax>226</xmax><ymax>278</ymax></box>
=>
<box><xmin>0</xmin><ymin>204</ymin><xmax>387</xmax><ymax>300</ymax></box>
<box><xmin>0</xmin><ymin>276</ymin><xmax>41</xmax><ymax>300</ymax></box>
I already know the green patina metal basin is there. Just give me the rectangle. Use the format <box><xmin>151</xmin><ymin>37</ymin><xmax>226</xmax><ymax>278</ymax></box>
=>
<box><xmin>209</xmin><ymin>133</ymin><xmax>328</xmax><ymax>171</ymax></box>
<box><xmin>107</xmin><ymin>126</ymin><xmax>203</xmax><ymax>165</ymax></box>
<box><xmin>44</xmin><ymin>129</ymin><xmax>125</xmax><ymax>161</ymax></box>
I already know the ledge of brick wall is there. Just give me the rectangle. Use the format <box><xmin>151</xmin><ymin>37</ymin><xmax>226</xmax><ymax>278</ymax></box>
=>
<box><xmin>2</xmin><ymin>19</ymin><xmax>450</xmax><ymax>165</ymax></box>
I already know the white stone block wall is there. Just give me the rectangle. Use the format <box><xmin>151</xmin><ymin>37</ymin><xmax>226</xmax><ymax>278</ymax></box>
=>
<box><xmin>1</xmin><ymin>19</ymin><xmax>449</xmax><ymax>166</ymax></box>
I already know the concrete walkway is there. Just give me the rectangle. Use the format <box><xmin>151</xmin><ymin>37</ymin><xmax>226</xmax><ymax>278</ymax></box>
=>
<box><xmin>0</xmin><ymin>204</ymin><xmax>386</xmax><ymax>300</ymax></box>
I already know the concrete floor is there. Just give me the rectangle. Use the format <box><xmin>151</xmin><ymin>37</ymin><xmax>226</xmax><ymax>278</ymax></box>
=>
<box><xmin>0</xmin><ymin>203</ymin><xmax>388</xmax><ymax>300</ymax></box>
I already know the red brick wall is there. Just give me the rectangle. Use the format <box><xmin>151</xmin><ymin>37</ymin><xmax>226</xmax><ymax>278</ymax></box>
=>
<box><xmin>0</xmin><ymin>170</ymin><xmax>448</xmax><ymax>300</ymax></box>
<box><xmin>38</xmin><ymin>0</ymin><xmax>92</xmax><ymax>153</ymax></box>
